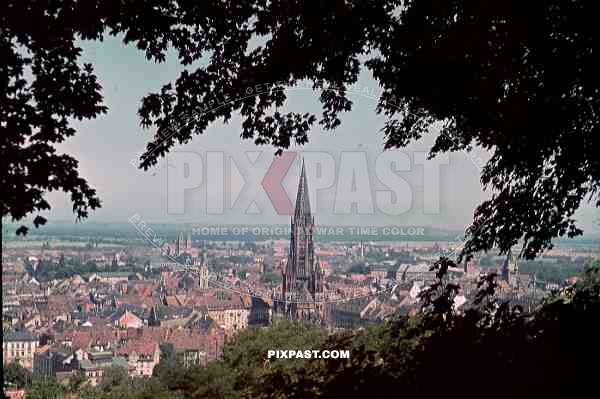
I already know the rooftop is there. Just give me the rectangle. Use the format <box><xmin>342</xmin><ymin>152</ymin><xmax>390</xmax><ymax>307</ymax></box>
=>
<box><xmin>79</xmin><ymin>355</ymin><xmax>129</xmax><ymax>370</ymax></box>
<box><xmin>3</xmin><ymin>329</ymin><xmax>38</xmax><ymax>342</ymax></box>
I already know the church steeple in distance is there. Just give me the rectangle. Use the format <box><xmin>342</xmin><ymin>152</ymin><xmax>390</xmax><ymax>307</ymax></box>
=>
<box><xmin>278</xmin><ymin>159</ymin><xmax>325</xmax><ymax>322</ymax></box>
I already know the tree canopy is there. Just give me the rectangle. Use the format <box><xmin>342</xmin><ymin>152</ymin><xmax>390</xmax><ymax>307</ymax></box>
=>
<box><xmin>2</xmin><ymin>0</ymin><xmax>598</xmax><ymax>258</ymax></box>
<box><xmin>24</xmin><ymin>379</ymin><xmax>65</xmax><ymax>399</ymax></box>
<box><xmin>3</xmin><ymin>361</ymin><xmax>32</xmax><ymax>389</ymax></box>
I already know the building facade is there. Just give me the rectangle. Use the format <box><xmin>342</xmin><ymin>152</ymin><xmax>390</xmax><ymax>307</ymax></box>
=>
<box><xmin>3</xmin><ymin>330</ymin><xmax>39</xmax><ymax>370</ymax></box>
<box><xmin>116</xmin><ymin>342</ymin><xmax>160</xmax><ymax>377</ymax></box>
<box><xmin>194</xmin><ymin>256</ymin><xmax>210</xmax><ymax>290</ymax></box>
<box><xmin>206</xmin><ymin>296</ymin><xmax>250</xmax><ymax>333</ymax></box>
<box><xmin>33</xmin><ymin>345</ymin><xmax>75</xmax><ymax>379</ymax></box>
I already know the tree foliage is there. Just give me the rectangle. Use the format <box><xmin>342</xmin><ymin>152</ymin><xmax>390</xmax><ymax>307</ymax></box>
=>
<box><xmin>25</xmin><ymin>379</ymin><xmax>65</xmax><ymax>399</ymax></box>
<box><xmin>2</xmin><ymin>1</ymin><xmax>106</xmax><ymax>234</ymax></box>
<box><xmin>261</xmin><ymin>272</ymin><xmax>283</xmax><ymax>285</ymax></box>
<box><xmin>347</xmin><ymin>263</ymin><xmax>369</xmax><ymax>275</ymax></box>
<box><xmin>131</xmin><ymin>0</ymin><xmax>598</xmax><ymax>259</ymax></box>
<box><xmin>74</xmin><ymin>379</ymin><xmax>177</xmax><ymax>399</ymax></box>
<box><xmin>150</xmin><ymin>321</ymin><xmax>325</xmax><ymax>398</ymax></box>
<box><xmin>2</xmin><ymin>0</ymin><xmax>598</xmax><ymax>255</ymax></box>
<box><xmin>26</xmin><ymin>258</ymin><xmax>100</xmax><ymax>282</ymax></box>
<box><xmin>3</xmin><ymin>361</ymin><xmax>32</xmax><ymax>388</ymax></box>
<box><xmin>223</xmin><ymin>320</ymin><xmax>325</xmax><ymax>373</ymax></box>
<box><xmin>247</xmin><ymin>264</ymin><xmax>600</xmax><ymax>399</ymax></box>
<box><xmin>152</xmin><ymin>345</ymin><xmax>191</xmax><ymax>392</ymax></box>
<box><xmin>97</xmin><ymin>366</ymin><xmax>130</xmax><ymax>394</ymax></box>
<box><xmin>63</xmin><ymin>370</ymin><xmax>89</xmax><ymax>395</ymax></box>
<box><xmin>375</xmin><ymin>0</ymin><xmax>599</xmax><ymax>259</ymax></box>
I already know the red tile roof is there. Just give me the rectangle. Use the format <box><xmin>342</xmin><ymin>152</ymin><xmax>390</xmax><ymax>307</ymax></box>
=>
<box><xmin>115</xmin><ymin>340</ymin><xmax>159</xmax><ymax>357</ymax></box>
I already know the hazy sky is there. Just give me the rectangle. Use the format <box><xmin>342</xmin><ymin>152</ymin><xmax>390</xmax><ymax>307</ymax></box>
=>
<box><xmin>42</xmin><ymin>35</ymin><xmax>597</xmax><ymax>234</ymax></box>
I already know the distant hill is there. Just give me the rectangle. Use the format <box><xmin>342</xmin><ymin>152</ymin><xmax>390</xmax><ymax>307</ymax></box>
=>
<box><xmin>3</xmin><ymin>221</ymin><xmax>599</xmax><ymax>245</ymax></box>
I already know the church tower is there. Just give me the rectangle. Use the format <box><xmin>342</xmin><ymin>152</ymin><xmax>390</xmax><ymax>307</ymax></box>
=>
<box><xmin>186</xmin><ymin>232</ymin><xmax>192</xmax><ymax>251</ymax></box>
<box><xmin>195</xmin><ymin>256</ymin><xmax>210</xmax><ymax>291</ymax></box>
<box><xmin>176</xmin><ymin>232</ymin><xmax>185</xmax><ymax>256</ymax></box>
<box><xmin>501</xmin><ymin>249</ymin><xmax>517</xmax><ymax>284</ymax></box>
<box><xmin>277</xmin><ymin>161</ymin><xmax>325</xmax><ymax>322</ymax></box>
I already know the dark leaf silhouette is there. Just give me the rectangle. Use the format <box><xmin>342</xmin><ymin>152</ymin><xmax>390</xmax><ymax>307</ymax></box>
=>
<box><xmin>2</xmin><ymin>1</ymin><xmax>598</xmax><ymax>252</ymax></box>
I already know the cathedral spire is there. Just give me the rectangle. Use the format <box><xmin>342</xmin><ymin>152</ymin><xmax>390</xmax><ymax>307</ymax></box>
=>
<box><xmin>277</xmin><ymin>161</ymin><xmax>325</xmax><ymax>324</ymax></box>
<box><xmin>294</xmin><ymin>159</ymin><xmax>312</xmax><ymax>221</ymax></box>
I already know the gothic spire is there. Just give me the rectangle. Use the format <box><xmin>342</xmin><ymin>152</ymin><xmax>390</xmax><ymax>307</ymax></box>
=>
<box><xmin>294</xmin><ymin>159</ymin><xmax>312</xmax><ymax>221</ymax></box>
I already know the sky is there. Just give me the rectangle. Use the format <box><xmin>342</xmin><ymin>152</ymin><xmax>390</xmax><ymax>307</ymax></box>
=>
<box><xmin>41</xmin><ymin>35</ymin><xmax>598</xmax><ymax>234</ymax></box>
